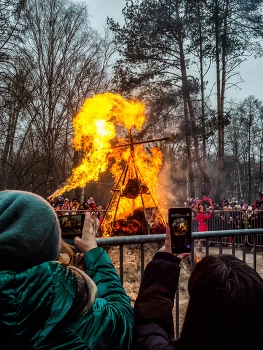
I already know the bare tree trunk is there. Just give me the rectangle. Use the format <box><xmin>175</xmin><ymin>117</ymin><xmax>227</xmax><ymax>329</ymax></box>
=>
<box><xmin>183</xmin><ymin>99</ymin><xmax>195</xmax><ymax>196</ymax></box>
<box><xmin>260</xmin><ymin>135</ymin><xmax>263</xmax><ymax>194</ymax></box>
<box><xmin>197</xmin><ymin>0</ymin><xmax>209</xmax><ymax>196</ymax></box>
<box><xmin>72</xmin><ymin>149</ymin><xmax>82</xmax><ymax>199</ymax></box>
<box><xmin>176</xmin><ymin>0</ymin><xmax>212</xmax><ymax>196</ymax></box>
<box><xmin>215</xmin><ymin>0</ymin><xmax>229</xmax><ymax>203</ymax></box>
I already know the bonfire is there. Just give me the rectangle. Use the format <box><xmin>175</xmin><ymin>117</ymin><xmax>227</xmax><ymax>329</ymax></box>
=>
<box><xmin>49</xmin><ymin>92</ymin><xmax>173</xmax><ymax>237</ymax></box>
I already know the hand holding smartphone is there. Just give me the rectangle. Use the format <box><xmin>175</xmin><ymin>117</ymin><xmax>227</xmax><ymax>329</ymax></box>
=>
<box><xmin>168</xmin><ymin>207</ymin><xmax>192</xmax><ymax>254</ymax></box>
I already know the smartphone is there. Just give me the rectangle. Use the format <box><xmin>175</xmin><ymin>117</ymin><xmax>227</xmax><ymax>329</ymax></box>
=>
<box><xmin>58</xmin><ymin>214</ymin><xmax>85</xmax><ymax>238</ymax></box>
<box><xmin>168</xmin><ymin>207</ymin><xmax>192</xmax><ymax>254</ymax></box>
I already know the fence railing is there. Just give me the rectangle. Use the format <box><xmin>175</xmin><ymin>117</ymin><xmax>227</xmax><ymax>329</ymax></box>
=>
<box><xmin>96</xmin><ymin>228</ymin><xmax>263</xmax><ymax>338</ymax></box>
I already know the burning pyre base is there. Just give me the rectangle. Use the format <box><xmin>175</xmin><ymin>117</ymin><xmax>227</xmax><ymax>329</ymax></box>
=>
<box><xmin>100</xmin><ymin>207</ymin><xmax>166</xmax><ymax>236</ymax></box>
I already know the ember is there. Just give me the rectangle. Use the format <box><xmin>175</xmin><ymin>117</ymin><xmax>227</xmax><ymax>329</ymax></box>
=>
<box><xmin>101</xmin><ymin>208</ymin><xmax>166</xmax><ymax>236</ymax></box>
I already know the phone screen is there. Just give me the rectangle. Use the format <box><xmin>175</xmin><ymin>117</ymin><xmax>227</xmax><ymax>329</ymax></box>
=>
<box><xmin>58</xmin><ymin>214</ymin><xmax>85</xmax><ymax>237</ymax></box>
<box><xmin>168</xmin><ymin>207</ymin><xmax>192</xmax><ymax>254</ymax></box>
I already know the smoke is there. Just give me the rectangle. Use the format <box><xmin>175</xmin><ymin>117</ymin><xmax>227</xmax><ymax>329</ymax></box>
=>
<box><xmin>163</xmin><ymin>127</ymin><xmax>180</xmax><ymax>135</ymax></box>
<box><xmin>157</xmin><ymin>159</ymin><xmax>178</xmax><ymax>210</ymax></box>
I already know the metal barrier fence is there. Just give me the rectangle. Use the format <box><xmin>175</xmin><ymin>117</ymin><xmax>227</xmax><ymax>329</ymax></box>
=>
<box><xmin>200</xmin><ymin>209</ymin><xmax>263</xmax><ymax>248</ymax></box>
<box><xmin>96</xmin><ymin>228</ymin><xmax>263</xmax><ymax>339</ymax></box>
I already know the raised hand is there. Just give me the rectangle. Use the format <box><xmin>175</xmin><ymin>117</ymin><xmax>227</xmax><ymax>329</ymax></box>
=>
<box><xmin>74</xmin><ymin>212</ymin><xmax>100</xmax><ymax>252</ymax></box>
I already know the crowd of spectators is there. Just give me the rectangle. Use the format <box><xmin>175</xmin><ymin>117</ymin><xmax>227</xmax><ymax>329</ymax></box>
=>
<box><xmin>53</xmin><ymin>196</ymin><xmax>95</xmax><ymax>211</ymax></box>
<box><xmin>184</xmin><ymin>193</ymin><xmax>263</xmax><ymax>233</ymax></box>
<box><xmin>186</xmin><ymin>193</ymin><xmax>263</xmax><ymax>212</ymax></box>
<box><xmin>50</xmin><ymin>196</ymin><xmax>106</xmax><ymax>221</ymax></box>
<box><xmin>49</xmin><ymin>192</ymin><xmax>263</xmax><ymax>235</ymax></box>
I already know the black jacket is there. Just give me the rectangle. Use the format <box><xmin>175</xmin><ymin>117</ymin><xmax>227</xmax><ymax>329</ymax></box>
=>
<box><xmin>132</xmin><ymin>252</ymin><xmax>182</xmax><ymax>350</ymax></box>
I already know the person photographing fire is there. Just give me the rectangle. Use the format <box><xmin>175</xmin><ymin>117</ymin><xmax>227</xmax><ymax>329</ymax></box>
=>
<box><xmin>0</xmin><ymin>190</ymin><xmax>133</xmax><ymax>349</ymax></box>
<box><xmin>132</xmin><ymin>226</ymin><xmax>263</xmax><ymax>350</ymax></box>
<box><xmin>195</xmin><ymin>203</ymin><xmax>212</xmax><ymax>251</ymax></box>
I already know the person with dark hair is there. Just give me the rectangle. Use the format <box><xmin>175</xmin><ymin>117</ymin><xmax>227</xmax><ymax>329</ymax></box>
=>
<box><xmin>198</xmin><ymin>193</ymin><xmax>213</xmax><ymax>210</ymax></box>
<box><xmin>70</xmin><ymin>196</ymin><xmax>80</xmax><ymax>212</ymax></box>
<box><xmin>132</xmin><ymin>227</ymin><xmax>263</xmax><ymax>350</ymax></box>
<box><xmin>195</xmin><ymin>204</ymin><xmax>212</xmax><ymax>251</ymax></box>
<box><xmin>195</xmin><ymin>204</ymin><xmax>212</xmax><ymax>232</ymax></box>
<box><xmin>0</xmin><ymin>190</ymin><xmax>133</xmax><ymax>349</ymax></box>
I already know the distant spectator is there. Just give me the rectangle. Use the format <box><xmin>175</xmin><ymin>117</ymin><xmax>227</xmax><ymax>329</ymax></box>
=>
<box><xmin>82</xmin><ymin>198</ymin><xmax>90</xmax><ymax>210</ymax></box>
<box><xmin>241</xmin><ymin>208</ymin><xmax>250</xmax><ymax>229</ymax></box>
<box><xmin>222</xmin><ymin>206</ymin><xmax>232</xmax><ymax>231</ymax></box>
<box><xmin>61</xmin><ymin>198</ymin><xmax>71</xmax><ymax>214</ymax></box>
<box><xmin>195</xmin><ymin>204</ymin><xmax>212</xmax><ymax>251</ymax></box>
<box><xmin>70</xmin><ymin>196</ymin><xmax>80</xmax><ymax>213</ymax></box>
<box><xmin>198</xmin><ymin>194</ymin><xmax>213</xmax><ymax>210</ymax></box>
<box><xmin>97</xmin><ymin>205</ymin><xmax>105</xmax><ymax>222</ymax></box>
<box><xmin>55</xmin><ymin>195</ymin><xmax>64</xmax><ymax>208</ymax></box>
<box><xmin>53</xmin><ymin>196</ymin><xmax>64</xmax><ymax>213</ymax></box>
<box><xmin>54</xmin><ymin>206</ymin><xmax>61</xmax><ymax>213</ymax></box>
<box><xmin>230</xmin><ymin>197</ymin><xmax>237</xmax><ymax>207</ymax></box>
<box><xmin>92</xmin><ymin>203</ymin><xmax>97</xmax><ymax>210</ymax></box>
<box><xmin>222</xmin><ymin>198</ymin><xmax>230</xmax><ymax>208</ymax></box>
<box><xmin>249</xmin><ymin>210</ymin><xmax>261</xmax><ymax>229</ymax></box>
<box><xmin>212</xmin><ymin>201</ymin><xmax>221</xmax><ymax>210</ymax></box>
<box><xmin>247</xmin><ymin>206</ymin><xmax>253</xmax><ymax>217</ymax></box>
<box><xmin>254</xmin><ymin>197</ymin><xmax>263</xmax><ymax>210</ymax></box>
<box><xmin>82</xmin><ymin>197</ymin><xmax>96</xmax><ymax>210</ymax></box>
<box><xmin>196</xmin><ymin>204</ymin><xmax>212</xmax><ymax>232</ymax></box>
<box><xmin>88</xmin><ymin>196</ymin><xmax>96</xmax><ymax>208</ymax></box>
<box><xmin>187</xmin><ymin>196</ymin><xmax>196</xmax><ymax>208</ymax></box>
<box><xmin>78</xmin><ymin>203</ymin><xmax>85</xmax><ymax>210</ymax></box>
<box><xmin>240</xmin><ymin>199</ymin><xmax>246</xmax><ymax>207</ymax></box>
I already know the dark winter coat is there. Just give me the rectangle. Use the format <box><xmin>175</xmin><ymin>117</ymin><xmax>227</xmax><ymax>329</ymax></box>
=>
<box><xmin>132</xmin><ymin>252</ymin><xmax>182</xmax><ymax>350</ymax></box>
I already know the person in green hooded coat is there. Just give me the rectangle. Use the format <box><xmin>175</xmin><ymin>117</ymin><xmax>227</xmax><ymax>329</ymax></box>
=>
<box><xmin>0</xmin><ymin>190</ymin><xmax>133</xmax><ymax>349</ymax></box>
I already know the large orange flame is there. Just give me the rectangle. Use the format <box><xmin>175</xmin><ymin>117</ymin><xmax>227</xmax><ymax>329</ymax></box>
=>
<box><xmin>53</xmin><ymin>92</ymin><xmax>166</xmax><ymax>234</ymax></box>
<box><xmin>56</xmin><ymin>93</ymin><xmax>146</xmax><ymax>192</ymax></box>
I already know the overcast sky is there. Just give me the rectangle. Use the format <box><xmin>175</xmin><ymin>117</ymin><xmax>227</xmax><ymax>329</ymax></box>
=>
<box><xmin>77</xmin><ymin>0</ymin><xmax>263</xmax><ymax>104</ymax></box>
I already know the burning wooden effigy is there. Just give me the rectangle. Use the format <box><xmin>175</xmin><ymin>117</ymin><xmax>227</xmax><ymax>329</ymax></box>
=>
<box><xmin>49</xmin><ymin>92</ymin><xmax>173</xmax><ymax>237</ymax></box>
<box><xmin>99</xmin><ymin>130</ymin><xmax>169</xmax><ymax>236</ymax></box>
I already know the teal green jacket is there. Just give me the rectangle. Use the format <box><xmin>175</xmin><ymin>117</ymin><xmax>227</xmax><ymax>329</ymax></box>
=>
<box><xmin>0</xmin><ymin>247</ymin><xmax>133</xmax><ymax>349</ymax></box>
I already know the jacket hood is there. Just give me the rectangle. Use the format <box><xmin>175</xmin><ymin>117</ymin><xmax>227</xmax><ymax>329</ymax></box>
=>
<box><xmin>0</xmin><ymin>262</ymin><xmax>78</xmax><ymax>348</ymax></box>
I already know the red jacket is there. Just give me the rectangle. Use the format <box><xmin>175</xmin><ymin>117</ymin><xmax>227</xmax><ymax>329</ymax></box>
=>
<box><xmin>196</xmin><ymin>212</ymin><xmax>211</xmax><ymax>232</ymax></box>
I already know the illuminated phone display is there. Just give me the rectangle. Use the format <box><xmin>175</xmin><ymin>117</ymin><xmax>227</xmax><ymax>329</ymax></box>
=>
<box><xmin>58</xmin><ymin>214</ymin><xmax>85</xmax><ymax>237</ymax></box>
<box><xmin>168</xmin><ymin>207</ymin><xmax>192</xmax><ymax>254</ymax></box>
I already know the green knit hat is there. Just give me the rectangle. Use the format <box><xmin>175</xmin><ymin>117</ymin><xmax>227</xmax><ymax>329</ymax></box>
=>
<box><xmin>0</xmin><ymin>190</ymin><xmax>61</xmax><ymax>272</ymax></box>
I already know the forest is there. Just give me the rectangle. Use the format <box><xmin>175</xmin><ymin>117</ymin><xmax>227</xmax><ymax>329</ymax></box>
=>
<box><xmin>1</xmin><ymin>0</ymin><xmax>263</xmax><ymax>206</ymax></box>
